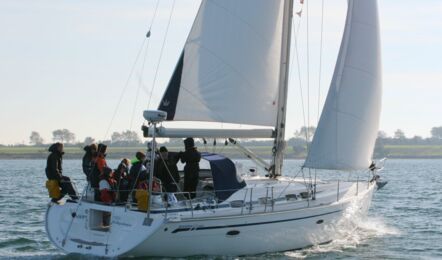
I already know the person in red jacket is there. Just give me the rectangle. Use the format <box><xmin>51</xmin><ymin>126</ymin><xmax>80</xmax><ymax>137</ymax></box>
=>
<box><xmin>99</xmin><ymin>167</ymin><xmax>116</xmax><ymax>204</ymax></box>
<box><xmin>91</xmin><ymin>143</ymin><xmax>108</xmax><ymax>201</ymax></box>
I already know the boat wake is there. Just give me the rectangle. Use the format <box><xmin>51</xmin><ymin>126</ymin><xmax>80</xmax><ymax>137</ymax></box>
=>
<box><xmin>283</xmin><ymin>216</ymin><xmax>400</xmax><ymax>259</ymax></box>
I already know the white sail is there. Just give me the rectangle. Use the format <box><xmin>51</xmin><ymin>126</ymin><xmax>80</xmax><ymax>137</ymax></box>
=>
<box><xmin>159</xmin><ymin>0</ymin><xmax>285</xmax><ymax>127</ymax></box>
<box><xmin>304</xmin><ymin>0</ymin><xmax>382</xmax><ymax>171</ymax></box>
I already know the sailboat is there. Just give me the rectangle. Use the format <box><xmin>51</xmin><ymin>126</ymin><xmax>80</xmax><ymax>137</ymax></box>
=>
<box><xmin>45</xmin><ymin>0</ymin><xmax>384</xmax><ymax>257</ymax></box>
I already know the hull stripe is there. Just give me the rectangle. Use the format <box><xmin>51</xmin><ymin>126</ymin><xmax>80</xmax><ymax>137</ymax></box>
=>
<box><xmin>171</xmin><ymin>209</ymin><xmax>342</xmax><ymax>233</ymax></box>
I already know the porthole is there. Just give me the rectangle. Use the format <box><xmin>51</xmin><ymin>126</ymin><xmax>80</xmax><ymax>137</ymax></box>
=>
<box><xmin>226</xmin><ymin>230</ymin><xmax>240</xmax><ymax>236</ymax></box>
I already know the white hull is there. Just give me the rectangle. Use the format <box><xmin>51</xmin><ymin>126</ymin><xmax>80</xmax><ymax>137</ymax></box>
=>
<box><xmin>46</xmin><ymin>179</ymin><xmax>376</xmax><ymax>257</ymax></box>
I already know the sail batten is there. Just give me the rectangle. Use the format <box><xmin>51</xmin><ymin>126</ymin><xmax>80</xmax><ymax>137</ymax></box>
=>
<box><xmin>304</xmin><ymin>0</ymin><xmax>382</xmax><ymax>171</ymax></box>
<box><xmin>158</xmin><ymin>0</ymin><xmax>285</xmax><ymax>127</ymax></box>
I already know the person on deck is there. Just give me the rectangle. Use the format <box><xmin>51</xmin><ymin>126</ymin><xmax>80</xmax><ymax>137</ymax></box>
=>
<box><xmin>95</xmin><ymin>143</ymin><xmax>108</xmax><ymax>173</ymax></box>
<box><xmin>114</xmin><ymin>158</ymin><xmax>131</xmax><ymax>202</ymax></box>
<box><xmin>45</xmin><ymin>142</ymin><xmax>78</xmax><ymax>202</ymax></box>
<box><xmin>155</xmin><ymin>146</ymin><xmax>180</xmax><ymax>192</ymax></box>
<box><xmin>128</xmin><ymin>151</ymin><xmax>147</xmax><ymax>201</ymax></box>
<box><xmin>90</xmin><ymin>143</ymin><xmax>108</xmax><ymax>201</ymax></box>
<box><xmin>99</xmin><ymin>167</ymin><xmax>116</xmax><ymax>204</ymax></box>
<box><xmin>179</xmin><ymin>138</ymin><xmax>201</xmax><ymax>199</ymax></box>
<box><xmin>129</xmin><ymin>152</ymin><xmax>147</xmax><ymax>186</ymax></box>
<box><xmin>82</xmin><ymin>143</ymin><xmax>97</xmax><ymax>180</ymax></box>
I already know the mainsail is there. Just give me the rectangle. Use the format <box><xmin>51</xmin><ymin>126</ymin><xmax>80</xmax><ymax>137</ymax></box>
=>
<box><xmin>158</xmin><ymin>0</ymin><xmax>285</xmax><ymax>127</ymax></box>
<box><xmin>304</xmin><ymin>0</ymin><xmax>382</xmax><ymax>171</ymax></box>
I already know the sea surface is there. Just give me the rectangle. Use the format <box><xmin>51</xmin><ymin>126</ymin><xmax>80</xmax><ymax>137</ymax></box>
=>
<box><xmin>0</xmin><ymin>159</ymin><xmax>441</xmax><ymax>259</ymax></box>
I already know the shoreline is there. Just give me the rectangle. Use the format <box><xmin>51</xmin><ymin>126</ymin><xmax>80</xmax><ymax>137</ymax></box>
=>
<box><xmin>1</xmin><ymin>154</ymin><xmax>442</xmax><ymax>160</ymax></box>
<box><xmin>1</xmin><ymin>145</ymin><xmax>442</xmax><ymax>160</ymax></box>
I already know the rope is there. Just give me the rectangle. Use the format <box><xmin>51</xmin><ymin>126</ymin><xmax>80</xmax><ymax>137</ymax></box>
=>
<box><xmin>103</xmin><ymin>0</ymin><xmax>161</xmax><ymax>140</ymax></box>
<box><xmin>130</xmin><ymin>0</ymin><xmax>161</xmax><ymax>131</ymax></box>
<box><xmin>291</xmin><ymin>12</ymin><xmax>308</xmax><ymax>142</ymax></box>
<box><xmin>61</xmin><ymin>185</ymin><xmax>88</xmax><ymax>247</ymax></box>
<box><xmin>157</xmin><ymin>151</ymin><xmax>183</xmax><ymax>193</ymax></box>
<box><xmin>317</xmin><ymin>0</ymin><xmax>325</xmax><ymax>123</ymax></box>
<box><xmin>126</xmin><ymin>159</ymin><xmax>148</xmax><ymax>205</ymax></box>
<box><xmin>146</xmin><ymin>0</ymin><xmax>177</xmax><ymax>109</ymax></box>
<box><xmin>306</xmin><ymin>0</ymin><xmax>311</xmax><ymax>144</ymax></box>
<box><xmin>103</xmin><ymin>38</ymin><xmax>147</xmax><ymax>140</ymax></box>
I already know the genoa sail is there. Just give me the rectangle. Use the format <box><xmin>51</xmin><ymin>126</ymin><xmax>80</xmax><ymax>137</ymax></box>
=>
<box><xmin>159</xmin><ymin>0</ymin><xmax>285</xmax><ymax>127</ymax></box>
<box><xmin>304</xmin><ymin>0</ymin><xmax>382</xmax><ymax>171</ymax></box>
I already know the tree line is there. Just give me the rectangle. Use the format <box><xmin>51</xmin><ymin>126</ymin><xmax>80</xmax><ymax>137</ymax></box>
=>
<box><xmin>27</xmin><ymin>129</ymin><xmax>144</xmax><ymax>147</ymax></box>
<box><xmin>14</xmin><ymin>126</ymin><xmax>442</xmax><ymax>150</ymax></box>
<box><xmin>286</xmin><ymin>126</ymin><xmax>442</xmax><ymax>157</ymax></box>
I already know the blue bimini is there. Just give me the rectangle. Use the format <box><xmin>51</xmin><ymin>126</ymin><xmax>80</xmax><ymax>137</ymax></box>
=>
<box><xmin>201</xmin><ymin>153</ymin><xmax>246</xmax><ymax>202</ymax></box>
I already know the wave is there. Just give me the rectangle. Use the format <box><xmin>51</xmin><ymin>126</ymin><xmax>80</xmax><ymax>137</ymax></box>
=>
<box><xmin>283</xmin><ymin>216</ymin><xmax>400</xmax><ymax>259</ymax></box>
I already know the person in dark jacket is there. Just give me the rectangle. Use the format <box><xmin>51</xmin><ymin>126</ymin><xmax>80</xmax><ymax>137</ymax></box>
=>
<box><xmin>45</xmin><ymin>142</ymin><xmax>78</xmax><ymax>202</ymax></box>
<box><xmin>82</xmin><ymin>143</ymin><xmax>97</xmax><ymax>180</ymax></box>
<box><xmin>114</xmin><ymin>158</ymin><xmax>130</xmax><ymax>202</ymax></box>
<box><xmin>179</xmin><ymin>138</ymin><xmax>201</xmax><ymax>199</ymax></box>
<box><xmin>128</xmin><ymin>151</ymin><xmax>147</xmax><ymax>201</ymax></box>
<box><xmin>155</xmin><ymin>146</ymin><xmax>180</xmax><ymax>192</ymax></box>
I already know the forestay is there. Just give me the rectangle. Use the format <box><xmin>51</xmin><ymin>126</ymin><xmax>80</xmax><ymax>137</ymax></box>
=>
<box><xmin>158</xmin><ymin>0</ymin><xmax>285</xmax><ymax>127</ymax></box>
<box><xmin>304</xmin><ymin>0</ymin><xmax>382</xmax><ymax>171</ymax></box>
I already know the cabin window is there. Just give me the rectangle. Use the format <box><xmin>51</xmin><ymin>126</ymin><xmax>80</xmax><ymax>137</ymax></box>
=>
<box><xmin>89</xmin><ymin>209</ymin><xmax>111</xmax><ymax>232</ymax></box>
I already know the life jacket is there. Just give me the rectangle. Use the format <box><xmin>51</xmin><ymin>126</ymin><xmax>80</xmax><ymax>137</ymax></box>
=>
<box><xmin>134</xmin><ymin>178</ymin><xmax>162</xmax><ymax>211</ymax></box>
<box><xmin>99</xmin><ymin>178</ymin><xmax>115</xmax><ymax>204</ymax></box>
<box><xmin>135</xmin><ymin>181</ymin><xmax>149</xmax><ymax>211</ymax></box>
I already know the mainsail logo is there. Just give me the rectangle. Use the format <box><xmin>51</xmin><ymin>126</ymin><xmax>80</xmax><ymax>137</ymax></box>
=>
<box><xmin>162</xmin><ymin>99</ymin><xmax>170</xmax><ymax>107</ymax></box>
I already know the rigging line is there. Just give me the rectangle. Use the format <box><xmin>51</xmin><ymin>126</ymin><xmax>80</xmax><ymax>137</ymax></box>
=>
<box><xmin>127</xmin><ymin>156</ymin><xmax>151</xmax><ymax>205</ymax></box>
<box><xmin>61</xmin><ymin>185</ymin><xmax>88</xmax><ymax>247</ymax></box>
<box><xmin>317</xmin><ymin>0</ymin><xmax>324</xmax><ymax>123</ymax></box>
<box><xmin>103</xmin><ymin>37</ymin><xmax>147</xmax><ymax>141</ymax></box>
<box><xmin>130</xmin><ymin>45</ymin><xmax>149</xmax><ymax>131</ymax></box>
<box><xmin>103</xmin><ymin>0</ymin><xmax>161</xmax><ymax>140</ymax></box>
<box><xmin>147</xmin><ymin>0</ymin><xmax>177</xmax><ymax>109</ymax></box>
<box><xmin>130</xmin><ymin>0</ymin><xmax>161</xmax><ymax>131</ymax></box>
<box><xmin>275</xmin><ymin>168</ymin><xmax>304</xmax><ymax>199</ymax></box>
<box><xmin>291</xmin><ymin>13</ymin><xmax>308</xmax><ymax>143</ymax></box>
<box><xmin>157</xmin><ymin>151</ymin><xmax>183</xmax><ymax>193</ymax></box>
<box><xmin>306</xmin><ymin>0</ymin><xmax>311</xmax><ymax>145</ymax></box>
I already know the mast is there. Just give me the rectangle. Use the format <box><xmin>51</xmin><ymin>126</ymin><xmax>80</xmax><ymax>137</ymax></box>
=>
<box><xmin>271</xmin><ymin>0</ymin><xmax>294</xmax><ymax>178</ymax></box>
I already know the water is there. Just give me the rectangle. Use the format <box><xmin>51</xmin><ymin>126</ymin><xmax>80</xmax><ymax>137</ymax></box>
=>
<box><xmin>0</xmin><ymin>159</ymin><xmax>441</xmax><ymax>259</ymax></box>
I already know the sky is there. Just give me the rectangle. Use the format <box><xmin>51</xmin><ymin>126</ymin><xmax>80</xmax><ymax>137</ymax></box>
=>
<box><xmin>0</xmin><ymin>0</ymin><xmax>441</xmax><ymax>145</ymax></box>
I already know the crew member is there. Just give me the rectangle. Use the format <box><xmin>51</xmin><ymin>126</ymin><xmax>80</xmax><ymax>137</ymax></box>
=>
<box><xmin>45</xmin><ymin>142</ymin><xmax>78</xmax><ymax>202</ymax></box>
<box><xmin>114</xmin><ymin>158</ymin><xmax>130</xmax><ymax>202</ymax></box>
<box><xmin>155</xmin><ymin>146</ymin><xmax>180</xmax><ymax>192</ymax></box>
<box><xmin>99</xmin><ymin>167</ymin><xmax>116</xmax><ymax>204</ymax></box>
<box><xmin>90</xmin><ymin>143</ymin><xmax>108</xmax><ymax>201</ymax></box>
<box><xmin>179</xmin><ymin>138</ymin><xmax>201</xmax><ymax>199</ymax></box>
<box><xmin>82</xmin><ymin>143</ymin><xmax>97</xmax><ymax>180</ymax></box>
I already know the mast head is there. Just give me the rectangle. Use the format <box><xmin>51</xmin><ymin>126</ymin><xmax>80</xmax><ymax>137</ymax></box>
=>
<box><xmin>143</xmin><ymin>110</ymin><xmax>167</xmax><ymax>123</ymax></box>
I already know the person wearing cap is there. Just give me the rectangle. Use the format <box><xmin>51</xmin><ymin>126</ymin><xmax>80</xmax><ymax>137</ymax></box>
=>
<box><xmin>179</xmin><ymin>138</ymin><xmax>201</xmax><ymax>199</ymax></box>
<box><xmin>155</xmin><ymin>146</ymin><xmax>180</xmax><ymax>192</ymax></box>
<box><xmin>45</xmin><ymin>142</ymin><xmax>78</xmax><ymax>202</ymax></box>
